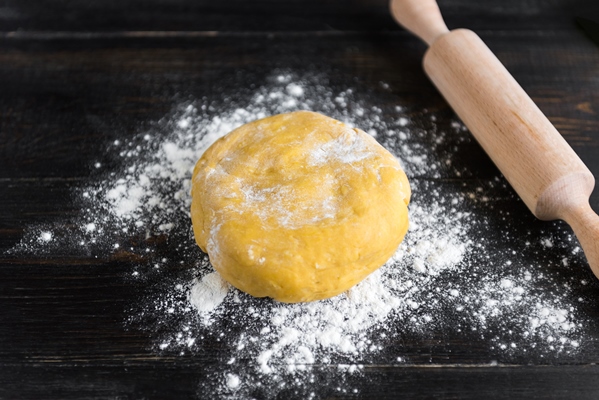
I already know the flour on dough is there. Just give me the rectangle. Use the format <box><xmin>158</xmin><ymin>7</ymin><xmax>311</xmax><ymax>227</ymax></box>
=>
<box><xmin>191</xmin><ymin>111</ymin><xmax>410</xmax><ymax>303</ymax></box>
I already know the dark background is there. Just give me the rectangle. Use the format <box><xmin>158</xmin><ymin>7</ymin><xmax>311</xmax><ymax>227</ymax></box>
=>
<box><xmin>1</xmin><ymin>0</ymin><xmax>599</xmax><ymax>398</ymax></box>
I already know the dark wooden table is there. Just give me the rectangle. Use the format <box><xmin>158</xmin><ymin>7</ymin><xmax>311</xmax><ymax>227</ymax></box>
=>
<box><xmin>2</xmin><ymin>0</ymin><xmax>599</xmax><ymax>398</ymax></box>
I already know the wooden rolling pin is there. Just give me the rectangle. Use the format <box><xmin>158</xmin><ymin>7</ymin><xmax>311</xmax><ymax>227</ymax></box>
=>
<box><xmin>390</xmin><ymin>0</ymin><xmax>599</xmax><ymax>280</ymax></box>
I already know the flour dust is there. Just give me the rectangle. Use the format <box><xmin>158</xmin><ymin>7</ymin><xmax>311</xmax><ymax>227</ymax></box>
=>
<box><xmin>9</xmin><ymin>72</ymin><xmax>595</xmax><ymax>398</ymax></box>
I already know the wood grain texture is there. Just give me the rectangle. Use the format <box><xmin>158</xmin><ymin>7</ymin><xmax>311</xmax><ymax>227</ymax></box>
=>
<box><xmin>1</xmin><ymin>0</ymin><xmax>599</xmax><ymax>398</ymax></box>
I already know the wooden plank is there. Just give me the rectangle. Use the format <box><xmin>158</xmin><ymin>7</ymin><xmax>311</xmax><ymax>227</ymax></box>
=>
<box><xmin>1</xmin><ymin>364</ymin><xmax>599</xmax><ymax>399</ymax></box>
<box><xmin>0</xmin><ymin>31</ymin><xmax>597</xmax><ymax>180</ymax></box>
<box><xmin>0</xmin><ymin>0</ymin><xmax>598</xmax><ymax>33</ymax></box>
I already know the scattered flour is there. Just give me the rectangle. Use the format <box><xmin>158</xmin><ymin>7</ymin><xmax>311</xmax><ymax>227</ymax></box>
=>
<box><xmin>225</xmin><ymin>373</ymin><xmax>241</xmax><ymax>389</ymax></box>
<box><xmin>39</xmin><ymin>231</ymin><xmax>53</xmax><ymax>242</ymax></box>
<box><xmin>188</xmin><ymin>272</ymin><xmax>229</xmax><ymax>315</ymax></box>
<box><xmin>308</xmin><ymin>126</ymin><xmax>375</xmax><ymax>166</ymax></box>
<box><xmin>9</xmin><ymin>72</ymin><xmax>594</xmax><ymax>398</ymax></box>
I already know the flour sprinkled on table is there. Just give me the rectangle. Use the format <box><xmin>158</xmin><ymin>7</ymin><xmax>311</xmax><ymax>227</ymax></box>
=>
<box><xmin>11</xmin><ymin>72</ymin><xmax>592</xmax><ymax>398</ymax></box>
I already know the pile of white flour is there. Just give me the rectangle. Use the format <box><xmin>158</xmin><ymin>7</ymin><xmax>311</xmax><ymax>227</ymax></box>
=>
<box><xmin>11</xmin><ymin>72</ymin><xmax>592</xmax><ymax>398</ymax></box>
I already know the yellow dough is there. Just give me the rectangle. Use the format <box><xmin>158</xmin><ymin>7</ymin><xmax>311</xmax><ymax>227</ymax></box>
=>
<box><xmin>190</xmin><ymin>111</ymin><xmax>410</xmax><ymax>303</ymax></box>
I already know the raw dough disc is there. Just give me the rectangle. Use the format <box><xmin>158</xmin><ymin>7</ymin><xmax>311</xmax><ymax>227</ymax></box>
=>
<box><xmin>191</xmin><ymin>111</ymin><xmax>410</xmax><ymax>303</ymax></box>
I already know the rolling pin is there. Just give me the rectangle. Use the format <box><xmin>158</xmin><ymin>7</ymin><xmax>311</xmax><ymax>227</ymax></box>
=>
<box><xmin>390</xmin><ymin>0</ymin><xmax>599</xmax><ymax>280</ymax></box>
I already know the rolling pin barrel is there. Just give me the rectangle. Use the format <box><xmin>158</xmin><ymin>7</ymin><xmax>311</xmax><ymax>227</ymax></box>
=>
<box><xmin>423</xmin><ymin>29</ymin><xmax>594</xmax><ymax>219</ymax></box>
<box><xmin>390</xmin><ymin>0</ymin><xmax>599</xmax><ymax>279</ymax></box>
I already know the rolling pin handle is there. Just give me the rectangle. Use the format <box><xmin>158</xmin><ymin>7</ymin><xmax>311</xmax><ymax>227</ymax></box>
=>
<box><xmin>562</xmin><ymin>202</ymin><xmax>599</xmax><ymax>280</ymax></box>
<box><xmin>390</xmin><ymin>0</ymin><xmax>449</xmax><ymax>46</ymax></box>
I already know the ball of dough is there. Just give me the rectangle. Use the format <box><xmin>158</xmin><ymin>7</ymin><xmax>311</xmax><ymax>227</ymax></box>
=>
<box><xmin>191</xmin><ymin>111</ymin><xmax>410</xmax><ymax>303</ymax></box>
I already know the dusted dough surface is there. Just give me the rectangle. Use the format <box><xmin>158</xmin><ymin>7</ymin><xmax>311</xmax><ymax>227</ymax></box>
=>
<box><xmin>191</xmin><ymin>111</ymin><xmax>411</xmax><ymax>303</ymax></box>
